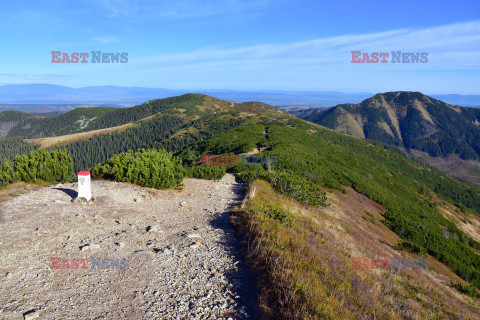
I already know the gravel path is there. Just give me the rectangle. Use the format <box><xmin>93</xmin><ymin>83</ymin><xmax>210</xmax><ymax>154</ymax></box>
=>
<box><xmin>0</xmin><ymin>174</ymin><xmax>256</xmax><ymax>319</ymax></box>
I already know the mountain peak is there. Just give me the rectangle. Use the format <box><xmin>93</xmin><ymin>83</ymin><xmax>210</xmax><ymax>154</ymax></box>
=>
<box><xmin>372</xmin><ymin>91</ymin><xmax>430</xmax><ymax>103</ymax></box>
<box><xmin>302</xmin><ymin>92</ymin><xmax>480</xmax><ymax>161</ymax></box>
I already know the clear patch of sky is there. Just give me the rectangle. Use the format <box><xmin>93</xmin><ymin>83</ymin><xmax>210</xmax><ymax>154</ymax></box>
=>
<box><xmin>0</xmin><ymin>0</ymin><xmax>479</xmax><ymax>93</ymax></box>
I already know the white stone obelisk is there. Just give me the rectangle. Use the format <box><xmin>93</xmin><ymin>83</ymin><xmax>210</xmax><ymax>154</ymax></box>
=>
<box><xmin>77</xmin><ymin>171</ymin><xmax>92</xmax><ymax>201</ymax></box>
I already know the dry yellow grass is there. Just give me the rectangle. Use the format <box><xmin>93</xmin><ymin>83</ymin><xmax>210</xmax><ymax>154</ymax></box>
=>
<box><xmin>232</xmin><ymin>179</ymin><xmax>480</xmax><ymax>319</ymax></box>
<box><xmin>0</xmin><ymin>182</ymin><xmax>46</xmax><ymax>202</ymax></box>
<box><xmin>436</xmin><ymin>194</ymin><xmax>480</xmax><ymax>243</ymax></box>
<box><xmin>375</xmin><ymin>95</ymin><xmax>403</xmax><ymax>141</ymax></box>
<box><xmin>335</xmin><ymin>108</ymin><xmax>366</xmax><ymax>139</ymax></box>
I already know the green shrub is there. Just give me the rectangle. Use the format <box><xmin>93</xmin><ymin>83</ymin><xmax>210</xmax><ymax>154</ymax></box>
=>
<box><xmin>234</xmin><ymin>166</ymin><xmax>267</xmax><ymax>183</ymax></box>
<box><xmin>0</xmin><ymin>149</ymin><xmax>73</xmax><ymax>186</ymax></box>
<box><xmin>235</xmin><ymin>167</ymin><xmax>327</xmax><ymax>207</ymax></box>
<box><xmin>395</xmin><ymin>241</ymin><xmax>427</xmax><ymax>255</ymax></box>
<box><xmin>258</xmin><ymin>203</ymin><xmax>293</xmax><ymax>226</ymax></box>
<box><xmin>268</xmin><ymin>171</ymin><xmax>327</xmax><ymax>207</ymax></box>
<box><xmin>91</xmin><ymin>148</ymin><xmax>185</xmax><ymax>189</ymax></box>
<box><xmin>186</xmin><ymin>165</ymin><xmax>226</xmax><ymax>181</ymax></box>
<box><xmin>451</xmin><ymin>281</ymin><xmax>480</xmax><ymax>298</ymax></box>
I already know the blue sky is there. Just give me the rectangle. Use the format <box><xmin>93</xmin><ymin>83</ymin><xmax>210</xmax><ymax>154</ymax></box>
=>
<box><xmin>1</xmin><ymin>0</ymin><xmax>479</xmax><ymax>94</ymax></box>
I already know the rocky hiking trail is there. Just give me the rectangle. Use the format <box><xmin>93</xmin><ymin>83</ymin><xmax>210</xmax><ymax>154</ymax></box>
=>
<box><xmin>0</xmin><ymin>174</ymin><xmax>258</xmax><ymax>319</ymax></box>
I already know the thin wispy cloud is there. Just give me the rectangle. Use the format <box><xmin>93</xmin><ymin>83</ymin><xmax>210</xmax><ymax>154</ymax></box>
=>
<box><xmin>1</xmin><ymin>1</ymin><xmax>478</xmax><ymax>93</ymax></box>
<box><xmin>132</xmin><ymin>20</ymin><xmax>480</xmax><ymax>70</ymax></box>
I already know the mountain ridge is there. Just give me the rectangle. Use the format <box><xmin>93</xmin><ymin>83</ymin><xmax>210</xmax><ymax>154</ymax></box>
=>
<box><xmin>299</xmin><ymin>91</ymin><xmax>480</xmax><ymax>160</ymax></box>
<box><xmin>1</xmin><ymin>84</ymin><xmax>480</xmax><ymax>107</ymax></box>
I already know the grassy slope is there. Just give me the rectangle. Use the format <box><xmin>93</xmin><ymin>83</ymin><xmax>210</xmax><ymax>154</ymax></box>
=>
<box><xmin>409</xmin><ymin>149</ymin><xmax>480</xmax><ymax>188</ymax></box>
<box><xmin>24</xmin><ymin>121</ymin><xmax>137</xmax><ymax>148</ymax></box>
<box><xmin>233</xmin><ymin>180</ymin><xmax>480</xmax><ymax>319</ymax></box>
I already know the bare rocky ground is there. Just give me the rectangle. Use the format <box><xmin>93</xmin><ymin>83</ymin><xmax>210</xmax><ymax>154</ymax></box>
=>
<box><xmin>0</xmin><ymin>174</ymin><xmax>256</xmax><ymax>319</ymax></box>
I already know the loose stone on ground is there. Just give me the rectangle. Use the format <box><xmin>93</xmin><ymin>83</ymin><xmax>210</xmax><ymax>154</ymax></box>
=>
<box><xmin>0</xmin><ymin>174</ymin><xmax>253</xmax><ymax>319</ymax></box>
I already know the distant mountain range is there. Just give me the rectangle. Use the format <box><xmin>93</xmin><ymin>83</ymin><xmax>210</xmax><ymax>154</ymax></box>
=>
<box><xmin>1</xmin><ymin>84</ymin><xmax>479</xmax><ymax>110</ymax></box>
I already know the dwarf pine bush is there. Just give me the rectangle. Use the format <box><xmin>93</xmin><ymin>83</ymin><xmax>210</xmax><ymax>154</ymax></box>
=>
<box><xmin>92</xmin><ymin>148</ymin><xmax>185</xmax><ymax>189</ymax></box>
<box><xmin>185</xmin><ymin>165</ymin><xmax>226</xmax><ymax>181</ymax></box>
<box><xmin>0</xmin><ymin>149</ymin><xmax>73</xmax><ymax>186</ymax></box>
<box><xmin>235</xmin><ymin>167</ymin><xmax>327</xmax><ymax>207</ymax></box>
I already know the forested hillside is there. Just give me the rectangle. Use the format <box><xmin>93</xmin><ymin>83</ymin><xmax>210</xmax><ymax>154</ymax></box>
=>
<box><xmin>0</xmin><ymin>93</ymin><xmax>232</xmax><ymax>139</ymax></box>
<box><xmin>300</xmin><ymin>91</ymin><xmax>480</xmax><ymax>160</ymax></box>
<box><xmin>0</xmin><ymin>107</ymin><xmax>116</xmax><ymax>138</ymax></box>
<box><xmin>0</xmin><ymin>94</ymin><xmax>290</xmax><ymax>171</ymax></box>
<box><xmin>0</xmin><ymin>137</ymin><xmax>39</xmax><ymax>161</ymax></box>
<box><xmin>64</xmin><ymin>113</ymin><xmax>248</xmax><ymax>172</ymax></box>
<box><xmin>177</xmin><ymin>114</ymin><xmax>480</xmax><ymax>293</ymax></box>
